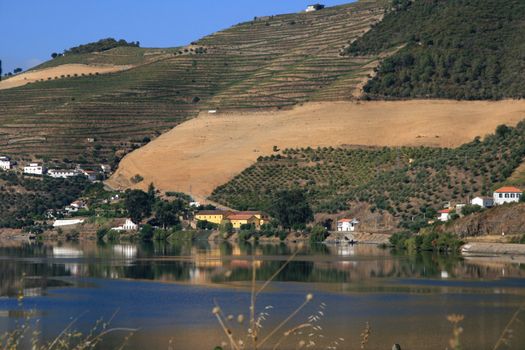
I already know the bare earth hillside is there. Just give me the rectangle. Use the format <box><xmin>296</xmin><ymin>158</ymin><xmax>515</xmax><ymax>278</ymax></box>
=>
<box><xmin>0</xmin><ymin>64</ymin><xmax>132</xmax><ymax>90</ymax></box>
<box><xmin>107</xmin><ymin>100</ymin><xmax>525</xmax><ymax>202</ymax></box>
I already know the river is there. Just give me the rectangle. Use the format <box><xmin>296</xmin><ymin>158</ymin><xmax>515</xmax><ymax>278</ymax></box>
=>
<box><xmin>1</xmin><ymin>240</ymin><xmax>524</xmax><ymax>349</ymax></box>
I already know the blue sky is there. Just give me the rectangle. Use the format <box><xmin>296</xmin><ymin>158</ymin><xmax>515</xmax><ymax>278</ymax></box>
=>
<box><xmin>0</xmin><ymin>0</ymin><xmax>354</xmax><ymax>73</ymax></box>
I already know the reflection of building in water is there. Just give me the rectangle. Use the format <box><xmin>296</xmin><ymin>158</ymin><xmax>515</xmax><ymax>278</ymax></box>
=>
<box><xmin>52</xmin><ymin>246</ymin><xmax>83</xmax><ymax>257</ymax></box>
<box><xmin>22</xmin><ymin>287</ymin><xmax>43</xmax><ymax>297</ymax></box>
<box><xmin>328</xmin><ymin>244</ymin><xmax>356</xmax><ymax>257</ymax></box>
<box><xmin>64</xmin><ymin>263</ymin><xmax>82</xmax><ymax>276</ymax></box>
<box><xmin>192</xmin><ymin>246</ymin><xmax>223</xmax><ymax>268</ymax></box>
<box><xmin>113</xmin><ymin>244</ymin><xmax>138</xmax><ymax>259</ymax></box>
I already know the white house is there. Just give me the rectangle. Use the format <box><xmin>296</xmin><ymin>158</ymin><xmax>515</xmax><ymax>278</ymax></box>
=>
<box><xmin>189</xmin><ymin>201</ymin><xmax>201</xmax><ymax>208</ymax></box>
<box><xmin>78</xmin><ymin>169</ymin><xmax>98</xmax><ymax>181</ymax></box>
<box><xmin>337</xmin><ymin>218</ymin><xmax>359</xmax><ymax>232</ymax></box>
<box><xmin>306</xmin><ymin>4</ymin><xmax>325</xmax><ymax>12</ymax></box>
<box><xmin>53</xmin><ymin>219</ymin><xmax>85</xmax><ymax>227</ymax></box>
<box><xmin>471</xmin><ymin>196</ymin><xmax>494</xmax><ymax>208</ymax></box>
<box><xmin>24</xmin><ymin>163</ymin><xmax>45</xmax><ymax>175</ymax></box>
<box><xmin>111</xmin><ymin>218</ymin><xmax>138</xmax><ymax>232</ymax></box>
<box><xmin>493</xmin><ymin>186</ymin><xmax>523</xmax><ymax>205</ymax></box>
<box><xmin>0</xmin><ymin>156</ymin><xmax>11</xmax><ymax>170</ymax></box>
<box><xmin>48</xmin><ymin>169</ymin><xmax>80</xmax><ymax>179</ymax></box>
<box><xmin>438</xmin><ymin>209</ymin><xmax>451</xmax><ymax>222</ymax></box>
<box><xmin>65</xmin><ymin>200</ymin><xmax>88</xmax><ymax>213</ymax></box>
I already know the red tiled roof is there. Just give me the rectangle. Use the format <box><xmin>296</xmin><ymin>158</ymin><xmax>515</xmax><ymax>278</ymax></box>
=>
<box><xmin>337</xmin><ymin>218</ymin><xmax>356</xmax><ymax>222</ymax></box>
<box><xmin>196</xmin><ymin>210</ymin><xmax>229</xmax><ymax>216</ymax></box>
<box><xmin>494</xmin><ymin>186</ymin><xmax>522</xmax><ymax>193</ymax></box>
<box><xmin>227</xmin><ymin>214</ymin><xmax>256</xmax><ymax>220</ymax></box>
<box><xmin>438</xmin><ymin>209</ymin><xmax>451</xmax><ymax>214</ymax></box>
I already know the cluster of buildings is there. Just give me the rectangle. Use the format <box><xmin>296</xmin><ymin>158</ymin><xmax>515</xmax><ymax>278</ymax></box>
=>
<box><xmin>438</xmin><ymin>186</ymin><xmax>523</xmax><ymax>222</ymax></box>
<box><xmin>0</xmin><ymin>155</ymin><xmax>109</xmax><ymax>181</ymax></box>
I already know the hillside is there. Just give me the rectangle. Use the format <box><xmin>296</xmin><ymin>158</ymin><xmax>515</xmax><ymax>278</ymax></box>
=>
<box><xmin>210</xmin><ymin>121</ymin><xmax>525</xmax><ymax>229</ymax></box>
<box><xmin>346</xmin><ymin>0</ymin><xmax>525</xmax><ymax>99</ymax></box>
<box><xmin>0</xmin><ymin>0</ymin><xmax>385</xmax><ymax>163</ymax></box>
<box><xmin>107</xmin><ymin>100</ymin><xmax>525</xmax><ymax>204</ymax></box>
<box><xmin>0</xmin><ymin>172</ymin><xmax>89</xmax><ymax>228</ymax></box>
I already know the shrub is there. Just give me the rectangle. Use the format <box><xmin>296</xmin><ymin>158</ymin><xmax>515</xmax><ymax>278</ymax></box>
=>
<box><xmin>106</xmin><ymin>229</ymin><xmax>120</xmax><ymax>242</ymax></box>
<box><xmin>153</xmin><ymin>228</ymin><xmax>171</xmax><ymax>241</ymax></box>
<box><xmin>309</xmin><ymin>225</ymin><xmax>329</xmax><ymax>244</ymax></box>
<box><xmin>140</xmin><ymin>224</ymin><xmax>154</xmax><ymax>241</ymax></box>
<box><xmin>96</xmin><ymin>227</ymin><xmax>109</xmax><ymax>241</ymax></box>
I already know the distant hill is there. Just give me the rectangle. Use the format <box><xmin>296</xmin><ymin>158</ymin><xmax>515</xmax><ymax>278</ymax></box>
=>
<box><xmin>346</xmin><ymin>0</ymin><xmax>525</xmax><ymax>99</ymax></box>
<box><xmin>0</xmin><ymin>0</ymin><xmax>385</xmax><ymax>163</ymax></box>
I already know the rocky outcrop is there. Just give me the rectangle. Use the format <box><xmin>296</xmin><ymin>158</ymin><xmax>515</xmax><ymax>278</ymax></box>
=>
<box><xmin>438</xmin><ymin>203</ymin><xmax>525</xmax><ymax>237</ymax></box>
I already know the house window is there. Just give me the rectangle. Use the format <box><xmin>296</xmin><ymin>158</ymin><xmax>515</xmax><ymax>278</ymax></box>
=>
<box><xmin>499</xmin><ymin>194</ymin><xmax>503</xmax><ymax>198</ymax></box>
<box><xmin>505</xmin><ymin>194</ymin><xmax>509</xmax><ymax>198</ymax></box>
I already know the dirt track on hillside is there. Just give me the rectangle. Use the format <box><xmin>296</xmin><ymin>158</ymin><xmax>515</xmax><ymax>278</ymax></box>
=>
<box><xmin>107</xmin><ymin>100</ymin><xmax>525</xmax><ymax>202</ymax></box>
<box><xmin>0</xmin><ymin>64</ymin><xmax>132</xmax><ymax>90</ymax></box>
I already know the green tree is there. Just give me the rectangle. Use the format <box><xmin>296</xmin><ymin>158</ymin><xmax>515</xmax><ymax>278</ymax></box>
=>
<box><xmin>154</xmin><ymin>200</ymin><xmax>182</xmax><ymax>229</ymax></box>
<box><xmin>96</xmin><ymin>227</ymin><xmax>108</xmax><ymax>241</ymax></box>
<box><xmin>270</xmin><ymin>189</ymin><xmax>313</xmax><ymax>230</ymax></box>
<box><xmin>140</xmin><ymin>224</ymin><xmax>154</xmax><ymax>241</ymax></box>
<box><xmin>124</xmin><ymin>189</ymin><xmax>152</xmax><ymax>224</ymax></box>
<box><xmin>309</xmin><ymin>225</ymin><xmax>329</xmax><ymax>244</ymax></box>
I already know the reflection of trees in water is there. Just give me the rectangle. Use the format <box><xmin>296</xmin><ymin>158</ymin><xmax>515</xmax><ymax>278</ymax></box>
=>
<box><xmin>3</xmin><ymin>242</ymin><xmax>525</xmax><ymax>295</ymax></box>
<box><xmin>0</xmin><ymin>243</ymin><xmax>70</xmax><ymax>297</ymax></box>
<box><xmin>218</xmin><ymin>260</ymin><xmax>316</xmax><ymax>283</ymax></box>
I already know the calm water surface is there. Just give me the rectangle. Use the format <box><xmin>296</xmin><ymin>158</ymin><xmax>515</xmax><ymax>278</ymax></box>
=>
<box><xmin>1</xmin><ymin>240</ymin><xmax>525</xmax><ymax>349</ymax></box>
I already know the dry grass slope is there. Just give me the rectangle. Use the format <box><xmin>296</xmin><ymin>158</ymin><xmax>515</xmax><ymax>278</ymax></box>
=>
<box><xmin>107</xmin><ymin>100</ymin><xmax>525</xmax><ymax>202</ymax></box>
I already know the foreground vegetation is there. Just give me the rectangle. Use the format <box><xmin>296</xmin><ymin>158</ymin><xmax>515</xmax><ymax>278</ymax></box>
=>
<box><xmin>211</xmin><ymin>122</ymin><xmax>525</xmax><ymax>230</ymax></box>
<box><xmin>346</xmin><ymin>0</ymin><xmax>525</xmax><ymax>99</ymax></box>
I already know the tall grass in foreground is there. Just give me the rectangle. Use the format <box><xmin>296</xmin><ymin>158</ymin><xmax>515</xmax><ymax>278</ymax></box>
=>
<box><xmin>211</xmin><ymin>251</ymin><xmax>525</xmax><ymax>350</ymax></box>
<box><xmin>211</xmin><ymin>252</ymin><xmax>353</xmax><ymax>349</ymax></box>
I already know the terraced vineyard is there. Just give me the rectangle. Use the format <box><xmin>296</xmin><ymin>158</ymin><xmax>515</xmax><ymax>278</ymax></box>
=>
<box><xmin>210</xmin><ymin>121</ymin><xmax>525</xmax><ymax>229</ymax></box>
<box><xmin>0</xmin><ymin>0</ymin><xmax>386</xmax><ymax>163</ymax></box>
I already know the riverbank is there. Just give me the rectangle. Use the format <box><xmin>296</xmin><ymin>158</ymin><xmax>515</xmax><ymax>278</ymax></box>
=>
<box><xmin>324</xmin><ymin>231</ymin><xmax>391</xmax><ymax>245</ymax></box>
<box><xmin>462</xmin><ymin>242</ymin><xmax>525</xmax><ymax>256</ymax></box>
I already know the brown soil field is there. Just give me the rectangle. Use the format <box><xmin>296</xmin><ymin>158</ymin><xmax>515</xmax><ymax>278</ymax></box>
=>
<box><xmin>107</xmin><ymin>100</ymin><xmax>525</xmax><ymax>202</ymax></box>
<box><xmin>0</xmin><ymin>64</ymin><xmax>132</xmax><ymax>90</ymax></box>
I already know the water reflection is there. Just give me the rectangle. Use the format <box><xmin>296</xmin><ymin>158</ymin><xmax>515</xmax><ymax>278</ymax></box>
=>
<box><xmin>1</xmin><ymin>240</ymin><xmax>525</xmax><ymax>297</ymax></box>
<box><xmin>2</xmin><ymin>240</ymin><xmax>525</xmax><ymax>349</ymax></box>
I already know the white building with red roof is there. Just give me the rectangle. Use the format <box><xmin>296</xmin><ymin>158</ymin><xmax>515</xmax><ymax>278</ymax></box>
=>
<box><xmin>437</xmin><ymin>209</ymin><xmax>451</xmax><ymax>222</ymax></box>
<box><xmin>337</xmin><ymin>218</ymin><xmax>359</xmax><ymax>232</ymax></box>
<box><xmin>493</xmin><ymin>186</ymin><xmax>522</xmax><ymax>205</ymax></box>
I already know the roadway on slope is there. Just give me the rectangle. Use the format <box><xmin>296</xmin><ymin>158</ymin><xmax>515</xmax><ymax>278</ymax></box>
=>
<box><xmin>107</xmin><ymin>100</ymin><xmax>525</xmax><ymax>202</ymax></box>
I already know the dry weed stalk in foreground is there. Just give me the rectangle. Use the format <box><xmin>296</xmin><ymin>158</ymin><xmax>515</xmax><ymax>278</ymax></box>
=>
<box><xmin>492</xmin><ymin>303</ymin><xmax>525</xmax><ymax>350</ymax></box>
<box><xmin>212</xmin><ymin>251</ymin><xmax>366</xmax><ymax>350</ymax></box>
<box><xmin>447</xmin><ymin>314</ymin><xmax>464</xmax><ymax>350</ymax></box>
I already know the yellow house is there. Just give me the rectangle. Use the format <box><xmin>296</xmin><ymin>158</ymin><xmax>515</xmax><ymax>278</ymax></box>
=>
<box><xmin>194</xmin><ymin>210</ymin><xmax>230</xmax><ymax>225</ymax></box>
<box><xmin>225</xmin><ymin>214</ymin><xmax>261</xmax><ymax>229</ymax></box>
<box><xmin>195</xmin><ymin>210</ymin><xmax>270</xmax><ymax>229</ymax></box>
<box><xmin>241</xmin><ymin>211</ymin><xmax>269</xmax><ymax>225</ymax></box>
